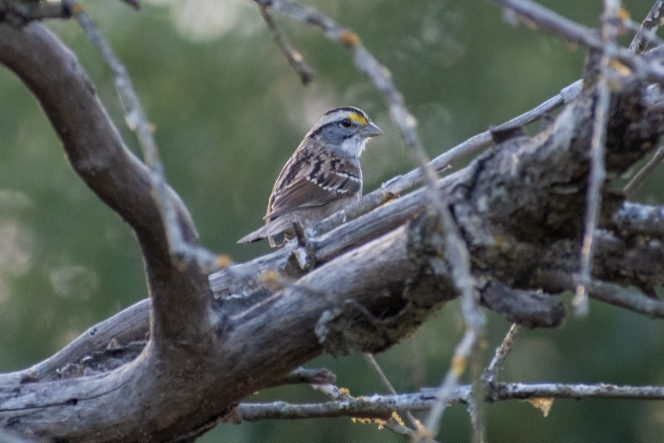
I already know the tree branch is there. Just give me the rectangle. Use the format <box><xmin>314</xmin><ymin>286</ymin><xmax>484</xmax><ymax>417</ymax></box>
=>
<box><xmin>2</xmin><ymin>1</ymin><xmax>664</xmax><ymax>441</ymax></box>
<box><xmin>630</xmin><ymin>0</ymin><xmax>664</xmax><ymax>54</ymax></box>
<box><xmin>612</xmin><ymin>201</ymin><xmax>664</xmax><ymax>238</ymax></box>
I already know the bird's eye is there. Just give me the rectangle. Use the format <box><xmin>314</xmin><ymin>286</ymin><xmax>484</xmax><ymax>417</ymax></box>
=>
<box><xmin>341</xmin><ymin>118</ymin><xmax>352</xmax><ymax>128</ymax></box>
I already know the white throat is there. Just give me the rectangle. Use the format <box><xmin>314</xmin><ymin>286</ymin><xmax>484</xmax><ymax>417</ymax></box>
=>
<box><xmin>336</xmin><ymin>135</ymin><xmax>368</xmax><ymax>159</ymax></box>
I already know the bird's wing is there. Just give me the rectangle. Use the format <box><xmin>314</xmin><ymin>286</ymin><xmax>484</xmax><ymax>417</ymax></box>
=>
<box><xmin>265</xmin><ymin>139</ymin><xmax>362</xmax><ymax>220</ymax></box>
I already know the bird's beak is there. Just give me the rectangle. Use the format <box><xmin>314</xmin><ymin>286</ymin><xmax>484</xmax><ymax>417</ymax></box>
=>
<box><xmin>359</xmin><ymin>122</ymin><xmax>383</xmax><ymax>138</ymax></box>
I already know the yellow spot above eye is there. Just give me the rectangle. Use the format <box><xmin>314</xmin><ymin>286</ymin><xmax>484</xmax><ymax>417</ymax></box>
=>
<box><xmin>348</xmin><ymin>112</ymin><xmax>368</xmax><ymax>125</ymax></box>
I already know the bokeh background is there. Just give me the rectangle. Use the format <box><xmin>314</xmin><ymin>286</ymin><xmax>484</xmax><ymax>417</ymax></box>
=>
<box><xmin>1</xmin><ymin>0</ymin><xmax>663</xmax><ymax>441</ymax></box>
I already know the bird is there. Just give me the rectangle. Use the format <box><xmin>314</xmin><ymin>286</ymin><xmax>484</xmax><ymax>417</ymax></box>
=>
<box><xmin>238</xmin><ymin>107</ymin><xmax>382</xmax><ymax>247</ymax></box>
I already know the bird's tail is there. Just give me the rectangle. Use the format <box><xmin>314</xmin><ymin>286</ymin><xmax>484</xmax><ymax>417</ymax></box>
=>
<box><xmin>237</xmin><ymin>218</ymin><xmax>292</xmax><ymax>247</ymax></box>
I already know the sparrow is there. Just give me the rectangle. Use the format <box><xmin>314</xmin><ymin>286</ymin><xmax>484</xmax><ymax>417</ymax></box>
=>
<box><xmin>238</xmin><ymin>107</ymin><xmax>382</xmax><ymax>247</ymax></box>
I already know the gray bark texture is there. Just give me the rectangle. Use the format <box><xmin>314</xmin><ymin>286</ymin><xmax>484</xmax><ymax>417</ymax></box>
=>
<box><xmin>1</xmin><ymin>11</ymin><xmax>664</xmax><ymax>443</ymax></box>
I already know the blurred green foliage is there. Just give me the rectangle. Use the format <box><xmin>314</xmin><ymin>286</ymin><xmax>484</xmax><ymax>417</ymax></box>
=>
<box><xmin>0</xmin><ymin>0</ymin><xmax>663</xmax><ymax>441</ymax></box>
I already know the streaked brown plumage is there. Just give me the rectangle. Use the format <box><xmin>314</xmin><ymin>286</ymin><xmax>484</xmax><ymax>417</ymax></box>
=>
<box><xmin>238</xmin><ymin>107</ymin><xmax>381</xmax><ymax>247</ymax></box>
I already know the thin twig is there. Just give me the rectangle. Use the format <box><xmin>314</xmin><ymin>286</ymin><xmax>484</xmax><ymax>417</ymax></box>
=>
<box><xmin>311</xmin><ymin>79</ymin><xmax>582</xmax><ymax>239</ymax></box>
<box><xmin>64</xmin><ymin>0</ymin><xmax>228</xmax><ymax>274</ymax></box>
<box><xmin>492</xmin><ymin>0</ymin><xmax>664</xmax><ymax>86</ymax></box>
<box><xmin>621</xmin><ymin>0</ymin><xmax>664</xmax><ymax>194</ymax></box>
<box><xmin>623</xmin><ymin>19</ymin><xmax>664</xmax><ymax>51</ymax></box>
<box><xmin>312</xmin><ymin>0</ymin><xmax>489</xmax><ymax>435</ymax></box>
<box><xmin>482</xmin><ymin>323</ymin><xmax>523</xmax><ymax>387</ymax></box>
<box><xmin>256</xmin><ymin>3</ymin><xmax>485</xmax><ymax>434</ymax></box>
<box><xmin>312</xmin><ymin>383</ymin><xmax>419</xmax><ymax>440</ymax></box>
<box><xmin>382</xmin><ymin>80</ymin><xmax>582</xmax><ymax>194</ymax></box>
<box><xmin>623</xmin><ymin>144</ymin><xmax>664</xmax><ymax>196</ymax></box>
<box><xmin>252</xmin><ymin>0</ymin><xmax>477</xmax><ymax>308</ymax></box>
<box><xmin>363</xmin><ymin>354</ymin><xmax>423</xmax><ymax>433</ymax></box>
<box><xmin>419</xmin><ymin>329</ymin><xmax>478</xmax><ymax>442</ymax></box>
<box><xmin>537</xmin><ymin>271</ymin><xmax>664</xmax><ymax>319</ymax></box>
<box><xmin>237</xmin><ymin>380</ymin><xmax>664</xmax><ymax>422</ymax></box>
<box><xmin>574</xmin><ymin>0</ymin><xmax>620</xmax><ymax>316</ymax></box>
<box><xmin>587</xmin><ymin>279</ymin><xmax>664</xmax><ymax>319</ymax></box>
<box><xmin>237</xmin><ymin>390</ymin><xmax>469</xmax><ymax>422</ymax></box>
<box><xmin>259</xmin><ymin>4</ymin><xmax>315</xmax><ymax>84</ymax></box>
<box><xmin>486</xmin><ymin>382</ymin><xmax>664</xmax><ymax>402</ymax></box>
<box><xmin>465</xmin><ymin>394</ymin><xmax>483</xmax><ymax>443</ymax></box>
<box><xmin>629</xmin><ymin>0</ymin><xmax>664</xmax><ymax>54</ymax></box>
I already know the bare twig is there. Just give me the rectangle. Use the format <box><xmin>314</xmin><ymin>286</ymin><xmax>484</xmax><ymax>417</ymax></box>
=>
<box><xmin>482</xmin><ymin>323</ymin><xmax>523</xmax><ymax>387</ymax></box>
<box><xmin>238</xmin><ymin>379</ymin><xmax>664</xmax><ymax>423</ymax></box>
<box><xmin>63</xmin><ymin>0</ymin><xmax>227</xmax><ymax>274</ymax></box>
<box><xmin>587</xmin><ymin>279</ymin><xmax>664</xmax><ymax>319</ymax></box>
<box><xmin>629</xmin><ymin>0</ymin><xmax>664</xmax><ymax>54</ymax></box>
<box><xmin>623</xmin><ymin>20</ymin><xmax>664</xmax><ymax>52</ymax></box>
<box><xmin>537</xmin><ymin>271</ymin><xmax>664</xmax><ymax>319</ymax></box>
<box><xmin>364</xmin><ymin>354</ymin><xmax>422</xmax><ymax>433</ymax></box>
<box><xmin>420</xmin><ymin>329</ymin><xmax>478</xmax><ymax>442</ymax></box>
<box><xmin>622</xmin><ymin>1</ymin><xmax>664</xmax><ymax>195</ymax></box>
<box><xmin>237</xmin><ymin>390</ymin><xmax>468</xmax><ymax>422</ymax></box>
<box><xmin>255</xmin><ymin>4</ymin><xmax>485</xmax><ymax>435</ymax></box>
<box><xmin>258</xmin><ymin>4</ymin><xmax>314</xmax><ymax>84</ymax></box>
<box><xmin>465</xmin><ymin>394</ymin><xmax>483</xmax><ymax>442</ymax></box>
<box><xmin>486</xmin><ymin>382</ymin><xmax>664</xmax><ymax>402</ymax></box>
<box><xmin>311</xmin><ymin>79</ymin><xmax>582</xmax><ymax>239</ymax></box>
<box><xmin>574</xmin><ymin>0</ymin><xmax>620</xmax><ymax>316</ymax></box>
<box><xmin>497</xmin><ymin>0</ymin><xmax>627</xmax><ymax>317</ymax></box>
<box><xmin>492</xmin><ymin>0</ymin><xmax>664</xmax><ymax>86</ymax></box>
<box><xmin>253</xmin><ymin>0</ymin><xmax>476</xmax><ymax>310</ymax></box>
<box><xmin>312</xmin><ymin>382</ymin><xmax>419</xmax><ymax>440</ymax></box>
<box><xmin>381</xmin><ymin>80</ymin><xmax>582</xmax><ymax>195</ymax></box>
<box><xmin>623</xmin><ymin>144</ymin><xmax>664</xmax><ymax>196</ymax></box>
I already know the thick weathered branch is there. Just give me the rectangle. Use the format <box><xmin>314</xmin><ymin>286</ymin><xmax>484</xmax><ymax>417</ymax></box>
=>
<box><xmin>0</xmin><ymin>20</ymin><xmax>215</xmax><ymax>354</ymax></box>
